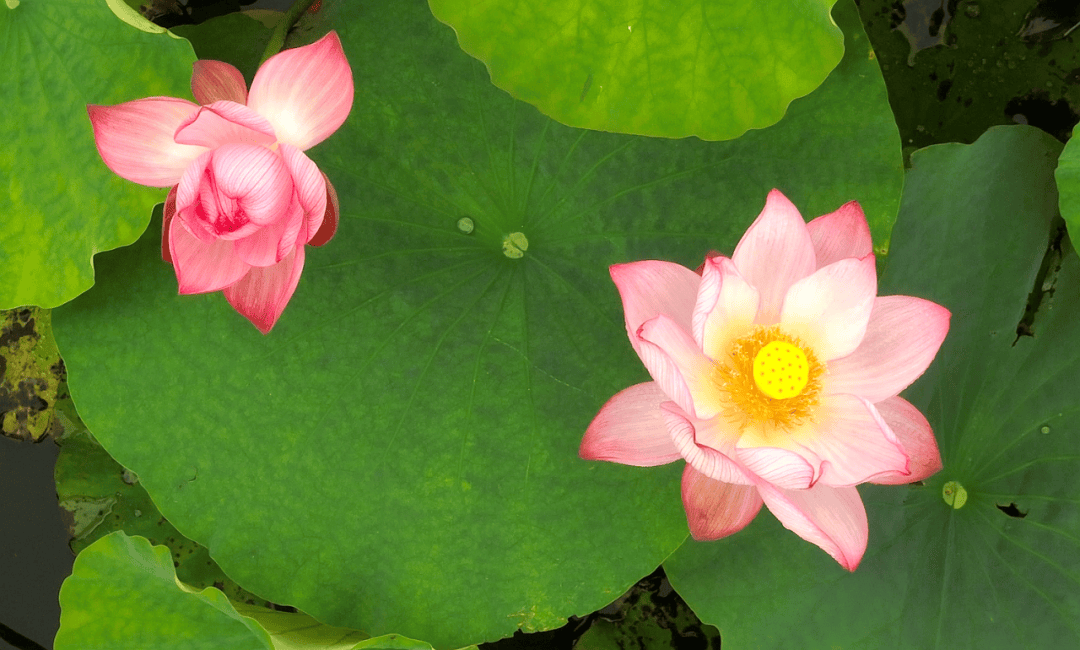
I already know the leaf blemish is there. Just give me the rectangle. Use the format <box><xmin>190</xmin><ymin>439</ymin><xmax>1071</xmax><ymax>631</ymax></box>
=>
<box><xmin>580</xmin><ymin>73</ymin><xmax>593</xmax><ymax>102</ymax></box>
<box><xmin>996</xmin><ymin>502</ymin><xmax>1028</xmax><ymax>519</ymax></box>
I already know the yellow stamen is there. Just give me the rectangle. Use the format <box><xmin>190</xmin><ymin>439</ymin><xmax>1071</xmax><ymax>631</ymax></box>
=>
<box><xmin>712</xmin><ymin>326</ymin><xmax>823</xmax><ymax>434</ymax></box>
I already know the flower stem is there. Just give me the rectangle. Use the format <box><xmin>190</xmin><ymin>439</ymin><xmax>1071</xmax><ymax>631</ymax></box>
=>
<box><xmin>259</xmin><ymin>0</ymin><xmax>319</xmax><ymax>65</ymax></box>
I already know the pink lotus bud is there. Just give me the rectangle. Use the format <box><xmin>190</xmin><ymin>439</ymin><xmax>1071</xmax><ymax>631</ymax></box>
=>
<box><xmin>88</xmin><ymin>32</ymin><xmax>353</xmax><ymax>333</ymax></box>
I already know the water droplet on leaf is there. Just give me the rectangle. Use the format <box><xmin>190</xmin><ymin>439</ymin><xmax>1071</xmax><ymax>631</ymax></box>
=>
<box><xmin>502</xmin><ymin>232</ymin><xmax>529</xmax><ymax>259</ymax></box>
<box><xmin>456</xmin><ymin>217</ymin><xmax>475</xmax><ymax>234</ymax></box>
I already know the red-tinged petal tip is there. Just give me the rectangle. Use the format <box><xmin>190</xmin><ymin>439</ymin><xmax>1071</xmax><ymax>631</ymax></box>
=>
<box><xmin>191</xmin><ymin>60</ymin><xmax>249</xmax><ymax>105</ymax></box>
<box><xmin>223</xmin><ymin>244</ymin><xmax>305</xmax><ymax>333</ymax></box>
<box><xmin>88</xmin><ymin>98</ymin><xmax>205</xmax><ymax>187</ymax></box>
<box><xmin>806</xmin><ymin>201</ymin><xmax>873</xmax><ymax>268</ymax></box>
<box><xmin>307</xmin><ymin>175</ymin><xmax>339</xmax><ymax>247</ymax></box>
<box><xmin>248</xmin><ymin>31</ymin><xmax>354</xmax><ymax>151</ymax></box>
<box><xmin>162</xmin><ymin>186</ymin><xmax>178</xmax><ymax>264</ymax></box>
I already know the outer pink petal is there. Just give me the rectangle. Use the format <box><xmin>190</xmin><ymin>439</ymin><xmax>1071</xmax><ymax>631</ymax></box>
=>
<box><xmin>869</xmin><ymin>396</ymin><xmax>942</xmax><ymax>485</ymax></box>
<box><xmin>162</xmin><ymin>186</ymin><xmax>178</xmax><ymax>263</ymax></box>
<box><xmin>682</xmin><ymin>465</ymin><xmax>763</xmax><ymax>541</ymax></box>
<box><xmin>699</xmin><ymin>257</ymin><xmax>760</xmax><ymax>359</ymax></box>
<box><xmin>580</xmin><ymin>382</ymin><xmax>681</xmax><ymax>467</ymax></box>
<box><xmin>223</xmin><ymin>244</ymin><xmax>305</xmax><ymax>333</ymax></box>
<box><xmin>638</xmin><ymin>314</ymin><xmax>721</xmax><ymax>419</ymax></box>
<box><xmin>279</xmin><ymin>144</ymin><xmax>328</xmax><ymax>240</ymax></box>
<box><xmin>731</xmin><ymin>189</ymin><xmax>817</xmax><ymax>324</ymax></box>
<box><xmin>757</xmin><ymin>481</ymin><xmax>868</xmax><ymax>571</ymax></box>
<box><xmin>661</xmin><ymin>403</ymin><xmax>752</xmax><ymax>485</ymax></box>
<box><xmin>796</xmin><ymin>394</ymin><xmax>910</xmax><ymax>488</ymax></box>
<box><xmin>173</xmin><ymin>150</ymin><xmax>218</xmax><ymax>242</ymax></box>
<box><xmin>611</xmin><ymin>260</ymin><xmax>700</xmax><ymax>335</ymax></box>
<box><xmin>735</xmin><ymin>445</ymin><xmax>816</xmax><ymax>490</ymax></box>
<box><xmin>191</xmin><ymin>60</ymin><xmax>249</xmax><ymax>105</ymax></box>
<box><xmin>248</xmin><ymin>32</ymin><xmax>354</xmax><ymax>150</ymax></box>
<box><xmin>173</xmin><ymin>101</ymin><xmax>277</xmax><ymax>149</ymax></box>
<box><xmin>307</xmin><ymin>175</ymin><xmax>339</xmax><ymax>247</ymax></box>
<box><xmin>610</xmin><ymin>260</ymin><xmax>700</xmax><ymax>405</ymax></box>
<box><xmin>827</xmin><ymin>296</ymin><xmax>951</xmax><ymax>402</ymax></box>
<box><xmin>207</xmin><ymin>144</ymin><xmax>294</xmax><ymax>227</ymax></box>
<box><xmin>169</xmin><ymin>216</ymin><xmax>251</xmax><ymax>294</ymax></box>
<box><xmin>88</xmin><ymin>98</ymin><xmax>204</xmax><ymax>187</ymax></box>
<box><xmin>781</xmin><ymin>254</ymin><xmax>877</xmax><ymax>360</ymax></box>
<box><xmin>806</xmin><ymin>201</ymin><xmax>873</xmax><ymax>268</ymax></box>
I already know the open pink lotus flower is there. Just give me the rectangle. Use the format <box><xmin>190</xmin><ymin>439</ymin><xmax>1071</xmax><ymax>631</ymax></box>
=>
<box><xmin>88</xmin><ymin>32</ymin><xmax>353</xmax><ymax>333</ymax></box>
<box><xmin>580</xmin><ymin>190</ymin><xmax>950</xmax><ymax>571</ymax></box>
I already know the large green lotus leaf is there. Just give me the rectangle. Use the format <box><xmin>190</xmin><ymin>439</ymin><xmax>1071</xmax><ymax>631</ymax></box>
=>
<box><xmin>55</xmin><ymin>531</ymin><xmax>436</xmax><ymax>650</ymax></box>
<box><xmin>1056</xmin><ymin>133</ymin><xmax>1080</xmax><ymax>250</ymax></box>
<box><xmin>427</xmin><ymin>0</ymin><xmax>843</xmax><ymax>140</ymax></box>
<box><xmin>52</xmin><ymin>0</ymin><xmax>899</xmax><ymax>646</ymax></box>
<box><xmin>664</xmin><ymin>125</ymin><xmax>1080</xmax><ymax>649</ymax></box>
<box><xmin>0</xmin><ymin>0</ymin><xmax>195</xmax><ymax>308</ymax></box>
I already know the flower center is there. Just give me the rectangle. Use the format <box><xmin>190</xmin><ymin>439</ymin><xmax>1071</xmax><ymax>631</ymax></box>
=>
<box><xmin>752</xmin><ymin>341</ymin><xmax>809</xmax><ymax>399</ymax></box>
<box><xmin>712</xmin><ymin>326</ymin><xmax>823</xmax><ymax>434</ymax></box>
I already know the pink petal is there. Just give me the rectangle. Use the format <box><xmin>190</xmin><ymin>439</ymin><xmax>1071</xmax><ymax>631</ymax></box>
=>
<box><xmin>826</xmin><ymin>296</ymin><xmax>951</xmax><ymax>402</ymax></box>
<box><xmin>87</xmin><ymin>98</ymin><xmax>204</xmax><ymax>187</ymax></box>
<box><xmin>793</xmin><ymin>394</ymin><xmax>910</xmax><ymax>487</ymax></box>
<box><xmin>780</xmin><ymin>255</ymin><xmax>877</xmax><ymax>360</ymax></box>
<box><xmin>279</xmin><ymin>144</ymin><xmax>328</xmax><ymax>241</ymax></box>
<box><xmin>580</xmin><ymin>382</ymin><xmax>682</xmax><ymax>467</ymax></box>
<box><xmin>661</xmin><ymin>403</ymin><xmax>751</xmax><ymax>485</ymax></box>
<box><xmin>191</xmin><ymin>60</ymin><xmax>249</xmax><ymax>105</ymax></box>
<box><xmin>756</xmin><ymin>481</ymin><xmax>868</xmax><ymax>571</ymax></box>
<box><xmin>169</xmin><ymin>216</ymin><xmax>251</xmax><ymax>294</ymax></box>
<box><xmin>247</xmin><ymin>32</ymin><xmax>354</xmax><ymax>151</ymax></box>
<box><xmin>806</xmin><ymin>201</ymin><xmax>873</xmax><ymax>268</ymax></box>
<box><xmin>232</xmin><ymin>201</ymin><xmax>303</xmax><ymax>267</ymax></box>
<box><xmin>869</xmin><ymin>396</ymin><xmax>942</xmax><ymax>485</ymax></box>
<box><xmin>611</xmin><ymin>260</ymin><xmax>700</xmax><ymax>335</ymax></box>
<box><xmin>307</xmin><ymin>175</ymin><xmax>339</xmax><ymax>247</ymax></box>
<box><xmin>173</xmin><ymin>101</ymin><xmax>277</xmax><ymax>149</ymax></box>
<box><xmin>162</xmin><ymin>186</ymin><xmax>178</xmax><ymax>263</ymax></box>
<box><xmin>173</xmin><ymin>158</ymin><xmax>263</xmax><ymax>243</ymax></box>
<box><xmin>638</xmin><ymin>315</ymin><xmax>721</xmax><ymax>419</ymax></box>
<box><xmin>206</xmin><ymin>144</ymin><xmax>294</xmax><ymax>227</ymax></box>
<box><xmin>731</xmin><ymin>189</ymin><xmax>817</xmax><ymax>324</ymax></box>
<box><xmin>681</xmin><ymin>465</ymin><xmax>763</xmax><ymax>541</ymax></box>
<box><xmin>698</xmin><ymin>257</ymin><xmax>760</xmax><ymax>360</ymax></box>
<box><xmin>691</xmin><ymin>255</ymin><xmax>723</xmax><ymax>346</ymax></box>
<box><xmin>223</xmin><ymin>244</ymin><xmax>305</xmax><ymax>334</ymax></box>
<box><xmin>610</xmin><ymin>260</ymin><xmax>700</xmax><ymax>405</ymax></box>
<box><xmin>173</xmin><ymin>151</ymin><xmax>219</xmax><ymax>243</ymax></box>
<box><xmin>735</xmin><ymin>445</ymin><xmax>816</xmax><ymax>490</ymax></box>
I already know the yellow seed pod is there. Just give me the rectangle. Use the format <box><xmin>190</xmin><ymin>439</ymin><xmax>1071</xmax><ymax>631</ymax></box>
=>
<box><xmin>752</xmin><ymin>340</ymin><xmax>809</xmax><ymax>400</ymax></box>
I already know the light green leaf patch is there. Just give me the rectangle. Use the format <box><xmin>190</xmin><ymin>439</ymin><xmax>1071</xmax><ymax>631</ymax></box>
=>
<box><xmin>0</xmin><ymin>0</ymin><xmax>195</xmax><ymax>309</ymax></box>
<box><xmin>55</xmin><ymin>531</ymin><xmax>434</xmax><ymax>650</ymax></box>
<box><xmin>427</xmin><ymin>0</ymin><xmax>844</xmax><ymax>140</ymax></box>
<box><xmin>1055</xmin><ymin>132</ymin><xmax>1080</xmax><ymax>250</ymax></box>
<box><xmin>53</xmin><ymin>0</ymin><xmax>899</xmax><ymax>647</ymax></box>
<box><xmin>665</xmin><ymin>125</ymin><xmax>1080</xmax><ymax>649</ymax></box>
